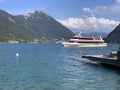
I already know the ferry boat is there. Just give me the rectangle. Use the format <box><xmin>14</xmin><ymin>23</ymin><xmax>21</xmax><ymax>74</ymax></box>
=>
<box><xmin>61</xmin><ymin>33</ymin><xmax>107</xmax><ymax>47</ymax></box>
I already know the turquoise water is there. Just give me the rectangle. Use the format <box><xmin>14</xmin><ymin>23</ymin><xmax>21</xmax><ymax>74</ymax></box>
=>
<box><xmin>0</xmin><ymin>43</ymin><xmax>120</xmax><ymax>90</ymax></box>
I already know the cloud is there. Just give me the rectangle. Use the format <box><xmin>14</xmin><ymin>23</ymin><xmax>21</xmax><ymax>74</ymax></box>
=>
<box><xmin>83</xmin><ymin>8</ymin><xmax>91</xmax><ymax>13</ymax></box>
<box><xmin>58</xmin><ymin>0</ymin><xmax>120</xmax><ymax>33</ymax></box>
<box><xmin>58</xmin><ymin>17</ymin><xmax>87</xmax><ymax>29</ymax></box>
<box><xmin>58</xmin><ymin>17</ymin><xmax>120</xmax><ymax>33</ymax></box>
<box><xmin>83</xmin><ymin>0</ymin><xmax>120</xmax><ymax>15</ymax></box>
<box><xmin>116</xmin><ymin>0</ymin><xmax>120</xmax><ymax>4</ymax></box>
<box><xmin>83</xmin><ymin>7</ymin><xmax>94</xmax><ymax>16</ymax></box>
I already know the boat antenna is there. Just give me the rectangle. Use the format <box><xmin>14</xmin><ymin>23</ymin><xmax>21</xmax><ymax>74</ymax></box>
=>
<box><xmin>78</xmin><ymin>32</ymin><xmax>81</xmax><ymax>36</ymax></box>
<box><xmin>99</xmin><ymin>36</ymin><xmax>102</xmax><ymax>40</ymax></box>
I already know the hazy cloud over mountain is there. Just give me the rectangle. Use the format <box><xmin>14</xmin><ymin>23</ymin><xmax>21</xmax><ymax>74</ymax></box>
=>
<box><xmin>58</xmin><ymin>17</ymin><xmax>120</xmax><ymax>33</ymax></box>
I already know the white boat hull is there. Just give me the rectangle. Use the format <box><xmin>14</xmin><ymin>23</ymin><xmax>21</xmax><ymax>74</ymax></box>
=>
<box><xmin>61</xmin><ymin>42</ymin><xmax>107</xmax><ymax>48</ymax></box>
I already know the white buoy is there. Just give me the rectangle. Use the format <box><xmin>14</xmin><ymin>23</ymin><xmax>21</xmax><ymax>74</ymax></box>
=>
<box><xmin>16</xmin><ymin>53</ymin><xmax>19</xmax><ymax>62</ymax></box>
<box><xmin>16</xmin><ymin>53</ymin><xmax>19</xmax><ymax>57</ymax></box>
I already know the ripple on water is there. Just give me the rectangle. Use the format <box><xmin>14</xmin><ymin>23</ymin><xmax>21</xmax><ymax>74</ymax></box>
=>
<box><xmin>0</xmin><ymin>43</ymin><xmax>119</xmax><ymax>90</ymax></box>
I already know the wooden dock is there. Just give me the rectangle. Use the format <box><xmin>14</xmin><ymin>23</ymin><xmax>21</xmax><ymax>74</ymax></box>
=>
<box><xmin>82</xmin><ymin>54</ymin><xmax>120</xmax><ymax>67</ymax></box>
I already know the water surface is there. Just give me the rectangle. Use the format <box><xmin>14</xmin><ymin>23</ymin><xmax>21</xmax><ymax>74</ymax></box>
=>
<box><xmin>0</xmin><ymin>43</ymin><xmax>120</xmax><ymax>90</ymax></box>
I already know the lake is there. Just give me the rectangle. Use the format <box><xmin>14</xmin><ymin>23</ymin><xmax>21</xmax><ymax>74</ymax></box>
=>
<box><xmin>0</xmin><ymin>43</ymin><xmax>120</xmax><ymax>90</ymax></box>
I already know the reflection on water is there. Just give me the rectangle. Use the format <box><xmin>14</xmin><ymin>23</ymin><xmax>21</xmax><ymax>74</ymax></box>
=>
<box><xmin>0</xmin><ymin>43</ymin><xmax>119</xmax><ymax>90</ymax></box>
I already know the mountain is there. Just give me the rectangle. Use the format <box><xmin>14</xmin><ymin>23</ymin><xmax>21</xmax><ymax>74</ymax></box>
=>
<box><xmin>105</xmin><ymin>24</ymin><xmax>120</xmax><ymax>43</ymax></box>
<box><xmin>0</xmin><ymin>10</ymin><xmax>36</xmax><ymax>42</ymax></box>
<box><xmin>15</xmin><ymin>10</ymin><xmax>74</xmax><ymax>41</ymax></box>
<box><xmin>0</xmin><ymin>10</ymin><xmax>74</xmax><ymax>43</ymax></box>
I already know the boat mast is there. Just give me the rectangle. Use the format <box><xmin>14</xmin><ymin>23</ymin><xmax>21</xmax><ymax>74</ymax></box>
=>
<box><xmin>78</xmin><ymin>32</ymin><xmax>81</xmax><ymax>36</ymax></box>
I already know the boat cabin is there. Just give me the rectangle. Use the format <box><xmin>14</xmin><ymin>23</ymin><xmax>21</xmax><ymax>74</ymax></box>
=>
<box><xmin>69</xmin><ymin>35</ymin><xmax>104</xmax><ymax>43</ymax></box>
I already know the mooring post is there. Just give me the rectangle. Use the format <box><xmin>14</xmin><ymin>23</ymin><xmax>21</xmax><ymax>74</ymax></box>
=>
<box><xmin>117</xmin><ymin>45</ymin><xmax>120</xmax><ymax>61</ymax></box>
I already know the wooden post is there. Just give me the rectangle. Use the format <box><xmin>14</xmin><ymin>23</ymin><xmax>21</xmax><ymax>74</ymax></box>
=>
<box><xmin>117</xmin><ymin>45</ymin><xmax>120</xmax><ymax>61</ymax></box>
<box><xmin>117</xmin><ymin>51</ymin><xmax>120</xmax><ymax>61</ymax></box>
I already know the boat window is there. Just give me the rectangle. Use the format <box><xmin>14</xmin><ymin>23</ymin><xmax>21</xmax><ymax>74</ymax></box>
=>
<box><xmin>72</xmin><ymin>37</ymin><xmax>94</xmax><ymax>40</ymax></box>
<box><xmin>80</xmin><ymin>38</ymin><xmax>93</xmax><ymax>40</ymax></box>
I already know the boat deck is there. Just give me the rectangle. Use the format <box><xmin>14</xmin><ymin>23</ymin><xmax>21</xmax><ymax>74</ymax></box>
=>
<box><xmin>82</xmin><ymin>55</ymin><xmax>120</xmax><ymax>67</ymax></box>
<box><xmin>82</xmin><ymin>55</ymin><xmax>117</xmax><ymax>60</ymax></box>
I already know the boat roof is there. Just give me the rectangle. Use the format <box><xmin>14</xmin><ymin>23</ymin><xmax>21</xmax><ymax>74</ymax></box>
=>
<box><xmin>73</xmin><ymin>35</ymin><xmax>94</xmax><ymax>39</ymax></box>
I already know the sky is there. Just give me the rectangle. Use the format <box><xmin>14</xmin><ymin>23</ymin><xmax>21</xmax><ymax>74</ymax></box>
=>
<box><xmin>0</xmin><ymin>0</ymin><xmax>120</xmax><ymax>33</ymax></box>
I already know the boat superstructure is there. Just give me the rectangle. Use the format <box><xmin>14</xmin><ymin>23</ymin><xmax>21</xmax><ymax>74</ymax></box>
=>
<box><xmin>61</xmin><ymin>33</ymin><xmax>107</xmax><ymax>47</ymax></box>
